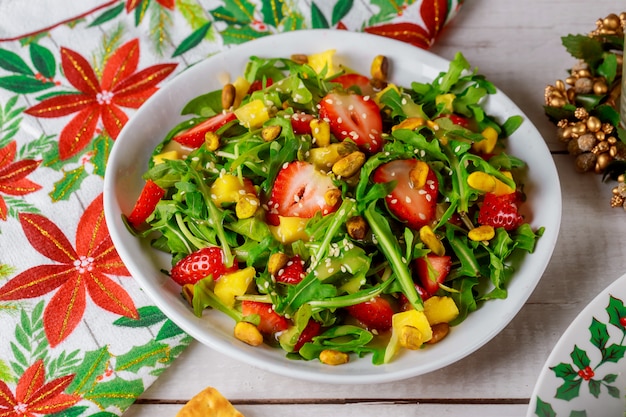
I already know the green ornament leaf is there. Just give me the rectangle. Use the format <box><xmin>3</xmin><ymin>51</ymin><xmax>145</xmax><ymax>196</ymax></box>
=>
<box><xmin>114</xmin><ymin>340</ymin><xmax>170</xmax><ymax>373</ymax></box>
<box><xmin>331</xmin><ymin>0</ymin><xmax>353</xmax><ymax>26</ymax></box>
<box><xmin>261</xmin><ymin>0</ymin><xmax>284</xmax><ymax>28</ymax></box>
<box><xmin>84</xmin><ymin>376</ymin><xmax>144</xmax><ymax>411</ymax></box>
<box><xmin>571</xmin><ymin>345</ymin><xmax>591</xmax><ymax>369</ymax></box>
<box><xmin>172</xmin><ymin>22</ymin><xmax>212</xmax><ymax>57</ymax></box>
<box><xmin>533</xmin><ymin>397</ymin><xmax>556</xmax><ymax>417</ymax></box>
<box><xmin>597</xmin><ymin>52</ymin><xmax>617</xmax><ymax>84</ymax></box>
<box><xmin>88</xmin><ymin>3</ymin><xmax>126</xmax><ymax>27</ymax></box>
<box><xmin>49</xmin><ymin>165</ymin><xmax>88</xmax><ymax>202</ymax></box>
<box><xmin>311</xmin><ymin>2</ymin><xmax>329</xmax><ymax>29</ymax></box>
<box><xmin>29</xmin><ymin>43</ymin><xmax>56</xmax><ymax>79</ymax></box>
<box><xmin>66</xmin><ymin>347</ymin><xmax>111</xmax><ymax>395</ymax></box>
<box><xmin>593</xmin><ymin>103</ymin><xmax>620</xmax><ymax>126</ymax></box>
<box><xmin>555</xmin><ymin>377</ymin><xmax>582</xmax><ymax>401</ymax></box>
<box><xmin>155</xmin><ymin>319</ymin><xmax>186</xmax><ymax>341</ymax></box>
<box><xmin>589</xmin><ymin>317</ymin><xmax>609</xmax><ymax>350</ymax></box>
<box><xmin>0</xmin><ymin>75</ymin><xmax>54</xmax><ymax>93</ymax></box>
<box><xmin>561</xmin><ymin>34</ymin><xmax>604</xmax><ymax>67</ymax></box>
<box><xmin>0</xmin><ymin>49</ymin><xmax>33</xmax><ymax>75</ymax></box>
<box><xmin>114</xmin><ymin>305</ymin><xmax>167</xmax><ymax>328</ymax></box>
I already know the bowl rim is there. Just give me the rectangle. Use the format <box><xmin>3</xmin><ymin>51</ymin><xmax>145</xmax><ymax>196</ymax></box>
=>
<box><xmin>103</xmin><ymin>29</ymin><xmax>562</xmax><ymax>384</ymax></box>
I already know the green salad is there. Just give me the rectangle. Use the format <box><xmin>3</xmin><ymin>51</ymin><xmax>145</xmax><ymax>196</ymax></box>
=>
<box><xmin>126</xmin><ymin>50</ymin><xmax>543</xmax><ymax>365</ymax></box>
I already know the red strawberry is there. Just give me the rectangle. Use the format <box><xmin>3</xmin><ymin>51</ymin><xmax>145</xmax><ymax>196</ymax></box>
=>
<box><xmin>293</xmin><ymin>319</ymin><xmax>322</xmax><ymax>352</ymax></box>
<box><xmin>332</xmin><ymin>73</ymin><xmax>374</xmax><ymax>96</ymax></box>
<box><xmin>172</xmin><ymin>112</ymin><xmax>236</xmax><ymax>148</ymax></box>
<box><xmin>275</xmin><ymin>255</ymin><xmax>306</xmax><ymax>284</ymax></box>
<box><xmin>248</xmin><ymin>78</ymin><xmax>273</xmax><ymax>93</ymax></box>
<box><xmin>345</xmin><ymin>296</ymin><xmax>394</xmax><ymax>332</ymax></box>
<box><xmin>241</xmin><ymin>300</ymin><xmax>289</xmax><ymax>335</ymax></box>
<box><xmin>265</xmin><ymin>161</ymin><xmax>341</xmax><ymax>226</ymax></box>
<box><xmin>372</xmin><ymin>159</ymin><xmax>439</xmax><ymax>230</ymax></box>
<box><xmin>290</xmin><ymin>111</ymin><xmax>315</xmax><ymax>134</ymax></box>
<box><xmin>318</xmin><ymin>92</ymin><xmax>383</xmax><ymax>153</ymax></box>
<box><xmin>399</xmin><ymin>283</ymin><xmax>431</xmax><ymax>309</ymax></box>
<box><xmin>127</xmin><ymin>179</ymin><xmax>165</xmax><ymax>228</ymax></box>
<box><xmin>477</xmin><ymin>192</ymin><xmax>524</xmax><ymax>231</ymax></box>
<box><xmin>170</xmin><ymin>246</ymin><xmax>238</xmax><ymax>285</ymax></box>
<box><xmin>415</xmin><ymin>254</ymin><xmax>452</xmax><ymax>296</ymax></box>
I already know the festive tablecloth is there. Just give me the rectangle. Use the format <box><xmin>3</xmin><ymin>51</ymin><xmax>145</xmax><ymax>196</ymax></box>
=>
<box><xmin>0</xmin><ymin>1</ymin><xmax>461</xmax><ymax>415</ymax></box>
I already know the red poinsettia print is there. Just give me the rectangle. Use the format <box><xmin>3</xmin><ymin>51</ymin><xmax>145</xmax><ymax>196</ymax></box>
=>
<box><xmin>0</xmin><ymin>360</ymin><xmax>80</xmax><ymax>417</ymax></box>
<box><xmin>0</xmin><ymin>194</ymin><xmax>138</xmax><ymax>347</ymax></box>
<box><xmin>126</xmin><ymin>0</ymin><xmax>174</xmax><ymax>11</ymax></box>
<box><xmin>24</xmin><ymin>39</ymin><xmax>177</xmax><ymax>160</ymax></box>
<box><xmin>365</xmin><ymin>0</ymin><xmax>449</xmax><ymax>49</ymax></box>
<box><xmin>0</xmin><ymin>141</ymin><xmax>41</xmax><ymax>221</ymax></box>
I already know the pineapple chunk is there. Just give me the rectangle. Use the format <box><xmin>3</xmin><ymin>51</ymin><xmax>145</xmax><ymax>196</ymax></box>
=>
<box><xmin>423</xmin><ymin>296</ymin><xmax>459</xmax><ymax>325</ymax></box>
<box><xmin>472</xmin><ymin>126</ymin><xmax>499</xmax><ymax>154</ymax></box>
<box><xmin>384</xmin><ymin>310</ymin><xmax>432</xmax><ymax>363</ymax></box>
<box><xmin>307</xmin><ymin>49</ymin><xmax>337</xmax><ymax>75</ymax></box>
<box><xmin>234</xmin><ymin>99</ymin><xmax>269</xmax><ymax>129</ymax></box>
<box><xmin>210</xmin><ymin>174</ymin><xmax>253</xmax><ymax>207</ymax></box>
<box><xmin>232</xmin><ymin>76</ymin><xmax>251</xmax><ymax>108</ymax></box>
<box><xmin>152</xmin><ymin>150</ymin><xmax>180</xmax><ymax>165</ymax></box>
<box><xmin>214</xmin><ymin>266</ymin><xmax>255</xmax><ymax>308</ymax></box>
<box><xmin>268</xmin><ymin>216</ymin><xmax>309</xmax><ymax>244</ymax></box>
<box><xmin>435</xmin><ymin>93</ymin><xmax>456</xmax><ymax>113</ymax></box>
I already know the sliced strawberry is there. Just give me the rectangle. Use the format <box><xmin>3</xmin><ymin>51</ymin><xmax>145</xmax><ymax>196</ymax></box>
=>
<box><xmin>345</xmin><ymin>296</ymin><xmax>394</xmax><ymax>332</ymax></box>
<box><xmin>372</xmin><ymin>159</ymin><xmax>439</xmax><ymax>230</ymax></box>
<box><xmin>172</xmin><ymin>112</ymin><xmax>236</xmax><ymax>148</ymax></box>
<box><xmin>241</xmin><ymin>300</ymin><xmax>289</xmax><ymax>335</ymax></box>
<box><xmin>318</xmin><ymin>92</ymin><xmax>383</xmax><ymax>153</ymax></box>
<box><xmin>290</xmin><ymin>111</ymin><xmax>315</xmax><ymax>134</ymax></box>
<box><xmin>399</xmin><ymin>283</ymin><xmax>431</xmax><ymax>310</ymax></box>
<box><xmin>127</xmin><ymin>179</ymin><xmax>165</xmax><ymax>228</ymax></box>
<box><xmin>275</xmin><ymin>255</ymin><xmax>306</xmax><ymax>284</ymax></box>
<box><xmin>415</xmin><ymin>254</ymin><xmax>452</xmax><ymax>296</ymax></box>
<box><xmin>248</xmin><ymin>78</ymin><xmax>273</xmax><ymax>93</ymax></box>
<box><xmin>293</xmin><ymin>319</ymin><xmax>322</xmax><ymax>352</ymax></box>
<box><xmin>170</xmin><ymin>246</ymin><xmax>238</xmax><ymax>286</ymax></box>
<box><xmin>266</xmin><ymin>161</ymin><xmax>341</xmax><ymax>226</ymax></box>
<box><xmin>477</xmin><ymin>192</ymin><xmax>524</xmax><ymax>231</ymax></box>
<box><xmin>332</xmin><ymin>73</ymin><xmax>374</xmax><ymax>96</ymax></box>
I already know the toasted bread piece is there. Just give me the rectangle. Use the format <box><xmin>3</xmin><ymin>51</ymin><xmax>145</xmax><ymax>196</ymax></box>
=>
<box><xmin>176</xmin><ymin>387</ymin><xmax>244</xmax><ymax>417</ymax></box>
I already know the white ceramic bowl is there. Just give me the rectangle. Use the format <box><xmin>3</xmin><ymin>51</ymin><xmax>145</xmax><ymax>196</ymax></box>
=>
<box><xmin>103</xmin><ymin>29</ymin><xmax>562</xmax><ymax>384</ymax></box>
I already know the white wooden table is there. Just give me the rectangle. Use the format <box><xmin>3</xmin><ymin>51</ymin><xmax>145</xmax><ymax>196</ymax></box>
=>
<box><xmin>125</xmin><ymin>1</ymin><xmax>626</xmax><ymax>415</ymax></box>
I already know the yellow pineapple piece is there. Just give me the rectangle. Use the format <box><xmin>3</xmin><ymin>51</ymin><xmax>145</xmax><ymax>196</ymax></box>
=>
<box><xmin>268</xmin><ymin>216</ymin><xmax>309</xmax><ymax>244</ymax></box>
<box><xmin>210</xmin><ymin>174</ymin><xmax>251</xmax><ymax>207</ymax></box>
<box><xmin>472</xmin><ymin>126</ymin><xmax>498</xmax><ymax>154</ymax></box>
<box><xmin>423</xmin><ymin>296</ymin><xmax>459</xmax><ymax>326</ymax></box>
<box><xmin>152</xmin><ymin>150</ymin><xmax>180</xmax><ymax>165</ymax></box>
<box><xmin>214</xmin><ymin>267</ymin><xmax>255</xmax><ymax>308</ymax></box>
<box><xmin>384</xmin><ymin>309</ymin><xmax>432</xmax><ymax>363</ymax></box>
<box><xmin>234</xmin><ymin>99</ymin><xmax>269</xmax><ymax>129</ymax></box>
<box><xmin>307</xmin><ymin>49</ymin><xmax>337</xmax><ymax>75</ymax></box>
<box><xmin>232</xmin><ymin>76</ymin><xmax>251</xmax><ymax>108</ymax></box>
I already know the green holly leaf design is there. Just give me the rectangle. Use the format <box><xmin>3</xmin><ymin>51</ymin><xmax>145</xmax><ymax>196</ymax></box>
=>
<box><xmin>600</xmin><ymin>343</ymin><xmax>626</xmax><ymax>364</ymax></box>
<box><xmin>367</xmin><ymin>0</ymin><xmax>405</xmax><ymax>26</ymax></box>
<box><xmin>220</xmin><ymin>26</ymin><xmax>267</xmax><ymax>45</ymax></box>
<box><xmin>84</xmin><ymin>376</ymin><xmax>144</xmax><ymax>411</ymax></box>
<box><xmin>261</xmin><ymin>0</ymin><xmax>284</xmax><ymax>28</ymax></box>
<box><xmin>0</xmin><ymin>48</ymin><xmax>33</xmax><ymax>75</ymax></box>
<box><xmin>210</xmin><ymin>0</ymin><xmax>255</xmax><ymax>25</ymax></box>
<box><xmin>172</xmin><ymin>22</ymin><xmax>212</xmax><ymax>57</ymax></box>
<box><xmin>555</xmin><ymin>377</ymin><xmax>582</xmax><ymax>401</ymax></box>
<box><xmin>66</xmin><ymin>347</ymin><xmax>111</xmax><ymax>395</ymax></box>
<box><xmin>606</xmin><ymin>295</ymin><xmax>626</xmax><ymax>333</ymax></box>
<box><xmin>0</xmin><ymin>75</ymin><xmax>55</xmax><ymax>94</ymax></box>
<box><xmin>571</xmin><ymin>345</ymin><xmax>591</xmax><ymax>370</ymax></box>
<box><xmin>88</xmin><ymin>2</ymin><xmax>125</xmax><ymax>27</ymax></box>
<box><xmin>589</xmin><ymin>317</ymin><xmax>609</xmax><ymax>350</ymax></box>
<box><xmin>91</xmin><ymin>134</ymin><xmax>112</xmax><ymax>177</ymax></box>
<box><xmin>588</xmin><ymin>378</ymin><xmax>601</xmax><ymax>398</ymax></box>
<box><xmin>29</xmin><ymin>43</ymin><xmax>56</xmax><ymax>79</ymax></box>
<box><xmin>603</xmin><ymin>373</ymin><xmax>618</xmax><ymax>383</ymax></box>
<box><xmin>533</xmin><ymin>397</ymin><xmax>556</xmax><ymax>417</ymax></box>
<box><xmin>332</xmin><ymin>0</ymin><xmax>353</xmax><ymax>26</ymax></box>
<box><xmin>49</xmin><ymin>165</ymin><xmax>89</xmax><ymax>202</ymax></box>
<box><xmin>155</xmin><ymin>319</ymin><xmax>186</xmax><ymax>341</ymax></box>
<box><xmin>311</xmin><ymin>2</ymin><xmax>329</xmax><ymax>29</ymax></box>
<box><xmin>551</xmin><ymin>362</ymin><xmax>577</xmax><ymax>380</ymax></box>
<box><xmin>114</xmin><ymin>306</ymin><xmax>167</xmax><ymax>328</ymax></box>
<box><xmin>115</xmin><ymin>339</ymin><xmax>171</xmax><ymax>374</ymax></box>
<box><xmin>606</xmin><ymin>384</ymin><xmax>621</xmax><ymax>399</ymax></box>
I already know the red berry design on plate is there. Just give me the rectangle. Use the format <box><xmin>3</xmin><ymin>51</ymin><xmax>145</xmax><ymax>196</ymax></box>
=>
<box><xmin>372</xmin><ymin>159</ymin><xmax>439</xmax><ymax>230</ymax></box>
<box><xmin>127</xmin><ymin>179</ymin><xmax>165</xmax><ymax>228</ymax></box>
<box><xmin>170</xmin><ymin>246</ymin><xmax>238</xmax><ymax>285</ymax></box>
<box><xmin>172</xmin><ymin>112</ymin><xmax>236</xmax><ymax>148</ymax></box>
<box><xmin>318</xmin><ymin>91</ymin><xmax>383</xmax><ymax>153</ymax></box>
<box><xmin>345</xmin><ymin>295</ymin><xmax>394</xmax><ymax>332</ymax></box>
<box><xmin>477</xmin><ymin>192</ymin><xmax>524</xmax><ymax>231</ymax></box>
<box><xmin>274</xmin><ymin>255</ymin><xmax>306</xmax><ymax>284</ymax></box>
<box><xmin>241</xmin><ymin>300</ymin><xmax>289</xmax><ymax>335</ymax></box>
<box><xmin>265</xmin><ymin>161</ymin><xmax>341</xmax><ymax>226</ymax></box>
<box><xmin>415</xmin><ymin>254</ymin><xmax>452</xmax><ymax>296</ymax></box>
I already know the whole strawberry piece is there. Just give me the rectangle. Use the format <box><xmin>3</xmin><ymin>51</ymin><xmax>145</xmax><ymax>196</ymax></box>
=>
<box><xmin>275</xmin><ymin>255</ymin><xmax>306</xmax><ymax>284</ymax></box>
<box><xmin>477</xmin><ymin>192</ymin><xmax>524</xmax><ymax>231</ymax></box>
<box><xmin>372</xmin><ymin>159</ymin><xmax>439</xmax><ymax>230</ymax></box>
<box><xmin>127</xmin><ymin>179</ymin><xmax>165</xmax><ymax>228</ymax></box>
<box><xmin>318</xmin><ymin>92</ymin><xmax>383</xmax><ymax>153</ymax></box>
<box><xmin>265</xmin><ymin>161</ymin><xmax>341</xmax><ymax>226</ymax></box>
<box><xmin>170</xmin><ymin>246</ymin><xmax>238</xmax><ymax>285</ymax></box>
<box><xmin>345</xmin><ymin>296</ymin><xmax>394</xmax><ymax>332</ymax></box>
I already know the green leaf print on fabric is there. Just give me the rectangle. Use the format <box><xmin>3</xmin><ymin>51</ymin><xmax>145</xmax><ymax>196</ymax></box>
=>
<box><xmin>172</xmin><ymin>22</ymin><xmax>212</xmax><ymax>57</ymax></box>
